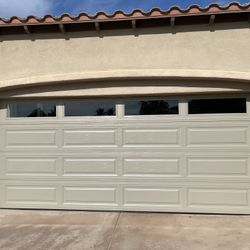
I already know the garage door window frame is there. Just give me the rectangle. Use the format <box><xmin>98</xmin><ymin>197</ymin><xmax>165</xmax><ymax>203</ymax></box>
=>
<box><xmin>1</xmin><ymin>94</ymin><xmax>250</xmax><ymax>121</ymax></box>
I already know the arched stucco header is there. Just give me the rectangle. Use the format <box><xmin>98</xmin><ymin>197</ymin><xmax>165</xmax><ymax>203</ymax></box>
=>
<box><xmin>0</xmin><ymin>69</ymin><xmax>250</xmax><ymax>91</ymax></box>
<box><xmin>0</xmin><ymin>23</ymin><xmax>249</xmax><ymax>96</ymax></box>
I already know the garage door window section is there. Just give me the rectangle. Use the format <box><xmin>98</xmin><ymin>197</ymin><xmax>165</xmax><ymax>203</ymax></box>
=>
<box><xmin>125</xmin><ymin>100</ymin><xmax>179</xmax><ymax>116</ymax></box>
<box><xmin>64</xmin><ymin>101</ymin><xmax>116</xmax><ymax>117</ymax></box>
<box><xmin>188</xmin><ymin>98</ymin><xmax>246</xmax><ymax>114</ymax></box>
<box><xmin>8</xmin><ymin>102</ymin><xmax>56</xmax><ymax>117</ymax></box>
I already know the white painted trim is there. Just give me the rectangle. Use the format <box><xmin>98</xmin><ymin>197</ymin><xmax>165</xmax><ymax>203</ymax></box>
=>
<box><xmin>247</xmin><ymin>96</ymin><xmax>250</xmax><ymax>116</ymax></box>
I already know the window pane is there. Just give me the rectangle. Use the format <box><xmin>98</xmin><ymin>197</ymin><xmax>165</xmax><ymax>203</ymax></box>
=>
<box><xmin>125</xmin><ymin>100</ymin><xmax>179</xmax><ymax>115</ymax></box>
<box><xmin>8</xmin><ymin>102</ymin><xmax>56</xmax><ymax>117</ymax></box>
<box><xmin>188</xmin><ymin>98</ymin><xmax>246</xmax><ymax>114</ymax></box>
<box><xmin>65</xmin><ymin>101</ymin><xmax>116</xmax><ymax>116</ymax></box>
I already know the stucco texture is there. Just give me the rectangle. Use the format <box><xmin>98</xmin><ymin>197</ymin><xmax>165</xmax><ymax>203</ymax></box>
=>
<box><xmin>0</xmin><ymin>22</ymin><xmax>249</xmax><ymax>95</ymax></box>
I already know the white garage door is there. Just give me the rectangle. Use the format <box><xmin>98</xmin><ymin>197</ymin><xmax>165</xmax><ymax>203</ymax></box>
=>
<box><xmin>0</xmin><ymin>96</ymin><xmax>249</xmax><ymax>214</ymax></box>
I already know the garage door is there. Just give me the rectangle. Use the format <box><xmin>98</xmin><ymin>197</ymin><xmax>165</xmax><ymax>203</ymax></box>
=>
<box><xmin>0</xmin><ymin>96</ymin><xmax>250</xmax><ymax>214</ymax></box>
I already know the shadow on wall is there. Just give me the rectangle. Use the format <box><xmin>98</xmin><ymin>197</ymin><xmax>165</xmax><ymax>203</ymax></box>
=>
<box><xmin>1</xmin><ymin>79</ymin><xmax>250</xmax><ymax>98</ymax></box>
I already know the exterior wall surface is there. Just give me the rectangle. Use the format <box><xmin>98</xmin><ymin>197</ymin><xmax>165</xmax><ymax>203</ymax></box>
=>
<box><xmin>1</xmin><ymin>20</ymin><xmax>250</xmax><ymax>214</ymax></box>
<box><xmin>0</xmin><ymin>22</ymin><xmax>249</xmax><ymax>94</ymax></box>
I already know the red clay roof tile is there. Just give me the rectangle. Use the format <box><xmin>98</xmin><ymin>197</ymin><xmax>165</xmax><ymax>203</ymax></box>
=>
<box><xmin>0</xmin><ymin>2</ymin><xmax>249</xmax><ymax>27</ymax></box>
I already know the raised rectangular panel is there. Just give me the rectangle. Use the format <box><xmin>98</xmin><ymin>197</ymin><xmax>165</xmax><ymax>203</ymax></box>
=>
<box><xmin>6</xmin><ymin>186</ymin><xmax>57</xmax><ymax>204</ymax></box>
<box><xmin>5</xmin><ymin>158</ymin><xmax>57</xmax><ymax>176</ymax></box>
<box><xmin>63</xmin><ymin>130</ymin><xmax>116</xmax><ymax>146</ymax></box>
<box><xmin>187</xmin><ymin>158</ymin><xmax>248</xmax><ymax>176</ymax></box>
<box><xmin>187</xmin><ymin>127</ymin><xmax>247</xmax><ymax>146</ymax></box>
<box><xmin>0</xmin><ymin>128</ymin><xmax>5</xmax><ymax>149</ymax></box>
<box><xmin>64</xmin><ymin>187</ymin><xmax>117</xmax><ymax>205</ymax></box>
<box><xmin>6</xmin><ymin>130</ymin><xmax>56</xmax><ymax>147</ymax></box>
<box><xmin>188</xmin><ymin>189</ymin><xmax>248</xmax><ymax>207</ymax></box>
<box><xmin>0</xmin><ymin>183</ymin><xmax>4</xmax><ymax>205</ymax></box>
<box><xmin>124</xmin><ymin>188</ymin><xmax>181</xmax><ymax>206</ymax></box>
<box><xmin>0</xmin><ymin>157</ymin><xmax>4</xmax><ymax>177</ymax></box>
<box><xmin>63</xmin><ymin>158</ymin><xmax>117</xmax><ymax>176</ymax></box>
<box><xmin>123</xmin><ymin>129</ymin><xmax>179</xmax><ymax>146</ymax></box>
<box><xmin>123</xmin><ymin>159</ymin><xmax>180</xmax><ymax>176</ymax></box>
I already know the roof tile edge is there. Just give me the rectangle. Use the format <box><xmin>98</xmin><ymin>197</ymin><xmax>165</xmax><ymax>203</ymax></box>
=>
<box><xmin>0</xmin><ymin>2</ymin><xmax>249</xmax><ymax>26</ymax></box>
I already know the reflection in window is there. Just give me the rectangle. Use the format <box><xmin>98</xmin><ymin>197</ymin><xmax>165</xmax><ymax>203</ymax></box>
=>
<box><xmin>65</xmin><ymin>101</ymin><xmax>116</xmax><ymax>116</ymax></box>
<box><xmin>125</xmin><ymin>100</ymin><xmax>179</xmax><ymax>115</ymax></box>
<box><xmin>188</xmin><ymin>98</ymin><xmax>246</xmax><ymax>114</ymax></box>
<box><xmin>8</xmin><ymin>102</ymin><xmax>56</xmax><ymax>117</ymax></box>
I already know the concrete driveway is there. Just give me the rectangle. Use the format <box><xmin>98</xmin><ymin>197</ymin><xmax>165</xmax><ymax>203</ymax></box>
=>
<box><xmin>0</xmin><ymin>210</ymin><xmax>250</xmax><ymax>250</ymax></box>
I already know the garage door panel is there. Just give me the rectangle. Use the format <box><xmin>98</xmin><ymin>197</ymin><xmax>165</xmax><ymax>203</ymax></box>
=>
<box><xmin>6</xmin><ymin>130</ymin><xmax>57</xmax><ymax>147</ymax></box>
<box><xmin>5</xmin><ymin>185</ymin><xmax>57</xmax><ymax>205</ymax></box>
<box><xmin>63</xmin><ymin>187</ymin><xmax>118</xmax><ymax>206</ymax></box>
<box><xmin>123</xmin><ymin>158</ymin><xmax>181</xmax><ymax>177</ymax></box>
<box><xmin>1</xmin><ymin>97</ymin><xmax>250</xmax><ymax>214</ymax></box>
<box><xmin>188</xmin><ymin>189</ymin><xmax>249</xmax><ymax>207</ymax></box>
<box><xmin>63</xmin><ymin>129</ymin><xmax>117</xmax><ymax>147</ymax></box>
<box><xmin>123</xmin><ymin>129</ymin><xmax>180</xmax><ymax>147</ymax></box>
<box><xmin>63</xmin><ymin>158</ymin><xmax>117</xmax><ymax>176</ymax></box>
<box><xmin>187</xmin><ymin>158</ymin><xmax>249</xmax><ymax>177</ymax></box>
<box><xmin>5</xmin><ymin>158</ymin><xmax>58</xmax><ymax>176</ymax></box>
<box><xmin>123</xmin><ymin>187</ymin><xmax>182</xmax><ymax>207</ymax></box>
<box><xmin>187</xmin><ymin>127</ymin><xmax>248</xmax><ymax>146</ymax></box>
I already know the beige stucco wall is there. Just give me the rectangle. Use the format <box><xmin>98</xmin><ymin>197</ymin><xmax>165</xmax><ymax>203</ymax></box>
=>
<box><xmin>0</xmin><ymin>22</ymin><xmax>249</xmax><ymax>96</ymax></box>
